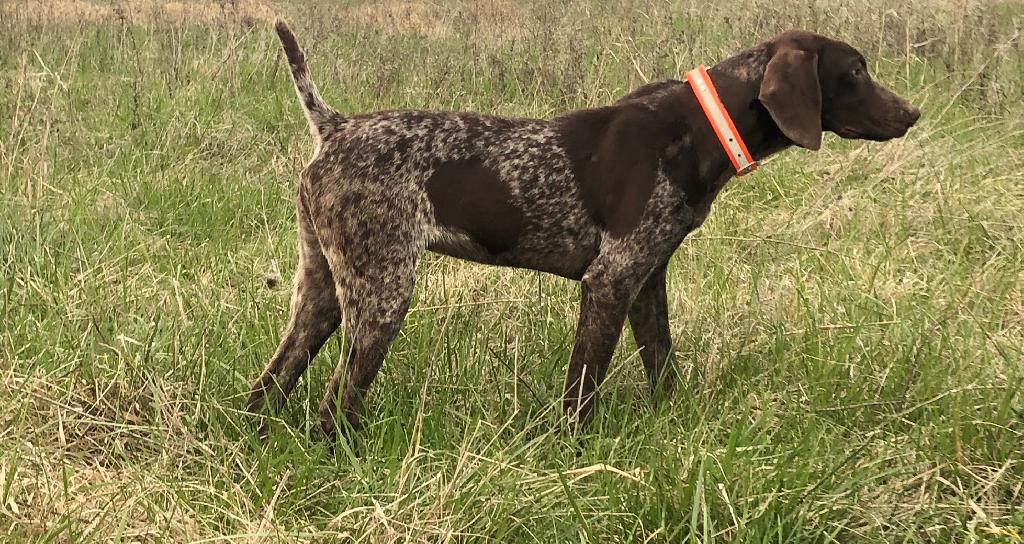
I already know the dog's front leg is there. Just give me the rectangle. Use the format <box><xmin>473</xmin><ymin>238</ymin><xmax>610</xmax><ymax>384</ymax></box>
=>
<box><xmin>627</xmin><ymin>265</ymin><xmax>677</xmax><ymax>396</ymax></box>
<box><xmin>562</xmin><ymin>263</ymin><xmax>647</xmax><ymax>429</ymax></box>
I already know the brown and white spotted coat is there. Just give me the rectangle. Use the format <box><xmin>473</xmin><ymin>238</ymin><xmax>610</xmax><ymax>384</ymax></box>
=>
<box><xmin>247</xmin><ymin>22</ymin><xmax>920</xmax><ymax>440</ymax></box>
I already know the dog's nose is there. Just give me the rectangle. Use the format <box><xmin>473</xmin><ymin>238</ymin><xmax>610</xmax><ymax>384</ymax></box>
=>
<box><xmin>907</xmin><ymin>105</ymin><xmax>921</xmax><ymax>125</ymax></box>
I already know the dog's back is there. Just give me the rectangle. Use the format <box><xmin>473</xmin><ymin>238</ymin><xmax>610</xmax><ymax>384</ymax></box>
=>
<box><xmin>299</xmin><ymin>106</ymin><xmax>601</xmax><ymax>280</ymax></box>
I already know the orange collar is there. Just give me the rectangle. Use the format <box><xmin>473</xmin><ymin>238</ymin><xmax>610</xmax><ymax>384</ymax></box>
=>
<box><xmin>684</xmin><ymin>65</ymin><xmax>757</xmax><ymax>176</ymax></box>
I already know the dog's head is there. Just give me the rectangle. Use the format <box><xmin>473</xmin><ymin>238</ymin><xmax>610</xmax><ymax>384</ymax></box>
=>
<box><xmin>757</xmin><ymin>30</ymin><xmax>921</xmax><ymax>150</ymax></box>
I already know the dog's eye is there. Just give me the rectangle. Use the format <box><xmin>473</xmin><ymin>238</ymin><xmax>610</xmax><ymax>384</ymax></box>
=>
<box><xmin>852</xmin><ymin>67</ymin><xmax>865</xmax><ymax>78</ymax></box>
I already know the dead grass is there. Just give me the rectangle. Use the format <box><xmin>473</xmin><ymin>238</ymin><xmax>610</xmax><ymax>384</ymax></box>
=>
<box><xmin>1</xmin><ymin>0</ymin><xmax>276</xmax><ymax>25</ymax></box>
<box><xmin>1</xmin><ymin>0</ymin><xmax>1022</xmax><ymax>541</ymax></box>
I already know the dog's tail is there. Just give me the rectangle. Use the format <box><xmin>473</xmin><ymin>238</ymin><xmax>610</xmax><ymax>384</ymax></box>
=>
<box><xmin>275</xmin><ymin>20</ymin><xmax>335</xmax><ymax>139</ymax></box>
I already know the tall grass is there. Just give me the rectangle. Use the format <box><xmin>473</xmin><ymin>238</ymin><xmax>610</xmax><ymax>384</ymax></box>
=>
<box><xmin>1</xmin><ymin>0</ymin><xmax>1022</xmax><ymax>541</ymax></box>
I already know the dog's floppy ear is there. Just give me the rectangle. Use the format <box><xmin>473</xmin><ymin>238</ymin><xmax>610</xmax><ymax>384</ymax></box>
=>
<box><xmin>758</xmin><ymin>48</ymin><xmax>822</xmax><ymax>151</ymax></box>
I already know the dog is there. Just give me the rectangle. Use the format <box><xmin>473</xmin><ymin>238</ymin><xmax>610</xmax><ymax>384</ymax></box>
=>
<box><xmin>246</xmin><ymin>21</ymin><xmax>920</xmax><ymax>440</ymax></box>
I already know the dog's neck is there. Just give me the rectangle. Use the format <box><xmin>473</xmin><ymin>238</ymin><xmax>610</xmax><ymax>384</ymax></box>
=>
<box><xmin>688</xmin><ymin>44</ymin><xmax>792</xmax><ymax>182</ymax></box>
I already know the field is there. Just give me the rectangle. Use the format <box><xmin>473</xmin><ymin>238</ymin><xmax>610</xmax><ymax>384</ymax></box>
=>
<box><xmin>1</xmin><ymin>0</ymin><xmax>1023</xmax><ymax>541</ymax></box>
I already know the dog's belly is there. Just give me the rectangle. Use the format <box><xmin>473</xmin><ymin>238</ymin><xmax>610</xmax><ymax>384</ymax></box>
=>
<box><xmin>427</xmin><ymin>222</ymin><xmax>600</xmax><ymax>280</ymax></box>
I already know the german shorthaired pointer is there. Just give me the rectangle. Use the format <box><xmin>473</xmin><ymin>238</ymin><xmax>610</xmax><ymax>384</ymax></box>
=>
<box><xmin>247</xmin><ymin>21</ymin><xmax>920</xmax><ymax>440</ymax></box>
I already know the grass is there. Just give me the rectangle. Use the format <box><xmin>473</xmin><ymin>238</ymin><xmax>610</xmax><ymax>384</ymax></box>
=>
<box><xmin>1</xmin><ymin>0</ymin><xmax>1022</xmax><ymax>541</ymax></box>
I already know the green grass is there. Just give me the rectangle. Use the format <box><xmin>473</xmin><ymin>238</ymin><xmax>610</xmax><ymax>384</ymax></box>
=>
<box><xmin>1</xmin><ymin>0</ymin><xmax>1022</xmax><ymax>542</ymax></box>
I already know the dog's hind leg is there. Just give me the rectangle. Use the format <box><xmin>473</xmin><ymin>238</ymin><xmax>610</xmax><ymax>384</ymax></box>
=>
<box><xmin>315</xmin><ymin>198</ymin><xmax>423</xmax><ymax>441</ymax></box>
<box><xmin>246</xmin><ymin>196</ymin><xmax>341</xmax><ymax>418</ymax></box>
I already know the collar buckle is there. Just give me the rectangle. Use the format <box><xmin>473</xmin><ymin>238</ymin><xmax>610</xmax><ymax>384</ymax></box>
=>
<box><xmin>737</xmin><ymin>163</ymin><xmax>757</xmax><ymax>176</ymax></box>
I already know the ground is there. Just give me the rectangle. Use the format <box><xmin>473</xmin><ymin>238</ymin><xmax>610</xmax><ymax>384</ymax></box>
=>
<box><xmin>1</xmin><ymin>0</ymin><xmax>1022</xmax><ymax>542</ymax></box>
